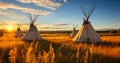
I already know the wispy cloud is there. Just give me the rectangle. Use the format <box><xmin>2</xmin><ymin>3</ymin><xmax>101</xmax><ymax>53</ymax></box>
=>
<box><xmin>36</xmin><ymin>23</ymin><xmax>71</xmax><ymax>30</ymax></box>
<box><xmin>0</xmin><ymin>1</ymin><xmax>51</xmax><ymax>15</ymax></box>
<box><xmin>0</xmin><ymin>23</ymin><xmax>72</xmax><ymax>30</ymax></box>
<box><xmin>0</xmin><ymin>21</ymin><xmax>18</xmax><ymax>25</ymax></box>
<box><xmin>53</xmin><ymin>23</ymin><xmax>69</xmax><ymax>26</ymax></box>
<box><xmin>36</xmin><ymin>23</ymin><xmax>69</xmax><ymax>27</ymax></box>
<box><xmin>63</xmin><ymin>0</ymin><xmax>68</xmax><ymax>3</ymax></box>
<box><xmin>0</xmin><ymin>21</ymin><xmax>18</xmax><ymax>30</ymax></box>
<box><xmin>0</xmin><ymin>10</ymin><xmax>25</xmax><ymax>20</ymax></box>
<box><xmin>17</xmin><ymin>0</ymin><xmax>63</xmax><ymax>10</ymax></box>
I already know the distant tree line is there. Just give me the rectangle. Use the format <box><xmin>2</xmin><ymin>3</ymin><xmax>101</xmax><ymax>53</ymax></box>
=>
<box><xmin>118</xmin><ymin>28</ymin><xmax>120</xmax><ymax>33</ymax></box>
<box><xmin>109</xmin><ymin>28</ymin><xmax>120</xmax><ymax>34</ymax></box>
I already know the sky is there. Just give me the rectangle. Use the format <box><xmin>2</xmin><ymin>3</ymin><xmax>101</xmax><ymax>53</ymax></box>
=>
<box><xmin>0</xmin><ymin>0</ymin><xmax>120</xmax><ymax>31</ymax></box>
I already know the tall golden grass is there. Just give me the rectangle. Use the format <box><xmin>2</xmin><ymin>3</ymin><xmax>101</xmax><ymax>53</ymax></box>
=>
<box><xmin>0</xmin><ymin>33</ymin><xmax>120</xmax><ymax>63</ymax></box>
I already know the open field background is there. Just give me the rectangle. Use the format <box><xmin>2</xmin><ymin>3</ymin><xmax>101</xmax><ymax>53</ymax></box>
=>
<box><xmin>0</xmin><ymin>32</ymin><xmax>120</xmax><ymax>63</ymax></box>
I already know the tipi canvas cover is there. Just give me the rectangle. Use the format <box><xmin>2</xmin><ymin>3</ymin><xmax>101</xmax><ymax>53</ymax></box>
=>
<box><xmin>73</xmin><ymin>19</ymin><xmax>101</xmax><ymax>42</ymax></box>
<box><xmin>22</xmin><ymin>14</ymin><xmax>42</xmax><ymax>41</ymax></box>
<box><xmin>73</xmin><ymin>5</ymin><xmax>101</xmax><ymax>42</ymax></box>
<box><xmin>15</xmin><ymin>25</ymin><xmax>23</xmax><ymax>37</ymax></box>
<box><xmin>71</xmin><ymin>26</ymin><xmax>77</xmax><ymax>37</ymax></box>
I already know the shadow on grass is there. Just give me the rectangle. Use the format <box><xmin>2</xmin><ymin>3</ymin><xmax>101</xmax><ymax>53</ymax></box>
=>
<box><xmin>0</xmin><ymin>39</ymin><xmax>120</xmax><ymax>63</ymax></box>
<box><xmin>75</xmin><ymin>41</ymin><xmax>120</xmax><ymax>47</ymax></box>
<box><xmin>38</xmin><ymin>40</ymin><xmax>120</xmax><ymax>63</ymax></box>
<box><xmin>89</xmin><ymin>53</ymin><xmax>120</xmax><ymax>63</ymax></box>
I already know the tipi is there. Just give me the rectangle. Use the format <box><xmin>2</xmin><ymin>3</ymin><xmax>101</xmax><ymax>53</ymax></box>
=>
<box><xmin>14</xmin><ymin>24</ymin><xmax>23</xmax><ymax>37</ymax></box>
<box><xmin>71</xmin><ymin>25</ymin><xmax>77</xmax><ymax>37</ymax></box>
<box><xmin>73</xmin><ymin>5</ymin><xmax>101</xmax><ymax>42</ymax></box>
<box><xmin>22</xmin><ymin>13</ymin><xmax>42</xmax><ymax>41</ymax></box>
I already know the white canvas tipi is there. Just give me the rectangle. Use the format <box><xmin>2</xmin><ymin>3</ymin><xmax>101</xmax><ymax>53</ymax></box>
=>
<box><xmin>73</xmin><ymin>5</ymin><xmax>101</xmax><ymax>42</ymax></box>
<box><xmin>22</xmin><ymin>13</ymin><xmax>42</xmax><ymax>41</ymax></box>
<box><xmin>71</xmin><ymin>25</ymin><xmax>77</xmax><ymax>37</ymax></box>
<box><xmin>14</xmin><ymin>25</ymin><xmax>23</xmax><ymax>37</ymax></box>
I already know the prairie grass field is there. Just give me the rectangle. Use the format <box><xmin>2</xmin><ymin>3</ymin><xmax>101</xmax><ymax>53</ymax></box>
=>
<box><xmin>0</xmin><ymin>32</ymin><xmax>120</xmax><ymax>63</ymax></box>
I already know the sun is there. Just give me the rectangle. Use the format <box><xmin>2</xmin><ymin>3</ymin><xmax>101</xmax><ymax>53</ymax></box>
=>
<box><xmin>7</xmin><ymin>25</ymin><xmax>14</xmax><ymax>31</ymax></box>
<box><xmin>8</xmin><ymin>26</ymin><xmax>13</xmax><ymax>31</ymax></box>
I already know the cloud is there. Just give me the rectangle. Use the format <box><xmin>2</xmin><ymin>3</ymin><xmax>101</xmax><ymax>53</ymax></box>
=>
<box><xmin>53</xmin><ymin>23</ymin><xmax>69</xmax><ymax>26</ymax></box>
<box><xmin>0</xmin><ymin>10</ymin><xmax>25</xmax><ymax>20</ymax></box>
<box><xmin>36</xmin><ymin>23</ymin><xmax>70</xmax><ymax>30</ymax></box>
<box><xmin>0</xmin><ymin>11</ymin><xmax>9</xmax><ymax>16</ymax></box>
<box><xmin>39</xmin><ymin>27</ymin><xmax>70</xmax><ymax>29</ymax></box>
<box><xmin>0</xmin><ymin>1</ymin><xmax>51</xmax><ymax>15</ymax></box>
<box><xmin>0</xmin><ymin>21</ymin><xmax>18</xmax><ymax>25</ymax></box>
<box><xmin>17</xmin><ymin>0</ymin><xmax>62</xmax><ymax>10</ymax></box>
<box><xmin>63</xmin><ymin>0</ymin><xmax>68</xmax><ymax>3</ymax></box>
<box><xmin>36</xmin><ymin>23</ymin><xmax>69</xmax><ymax>27</ymax></box>
<box><xmin>0</xmin><ymin>23</ymin><xmax>71</xmax><ymax>30</ymax></box>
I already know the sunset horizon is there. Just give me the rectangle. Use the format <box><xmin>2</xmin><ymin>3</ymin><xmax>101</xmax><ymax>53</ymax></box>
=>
<box><xmin>0</xmin><ymin>0</ymin><xmax>120</xmax><ymax>31</ymax></box>
<box><xmin>0</xmin><ymin>0</ymin><xmax>120</xmax><ymax>63</ymax></box>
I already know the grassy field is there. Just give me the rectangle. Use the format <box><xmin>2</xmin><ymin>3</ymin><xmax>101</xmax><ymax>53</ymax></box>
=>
<box><xmin>0</xmin><ymin>33</ymin><xmax>120</xmax><ymax>63</ymax></box>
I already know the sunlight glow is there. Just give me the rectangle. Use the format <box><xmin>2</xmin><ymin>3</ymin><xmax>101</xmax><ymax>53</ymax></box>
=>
<box><xmin>7</xmin><ymin>25</ymin><xmax>13</xmax><ymax>31</ymax></box>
